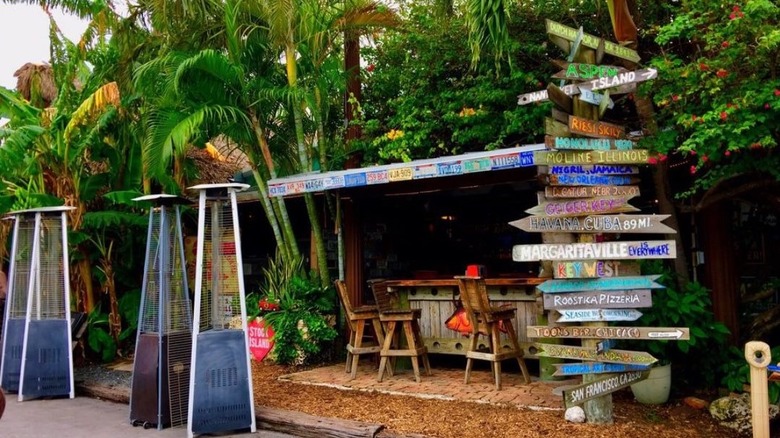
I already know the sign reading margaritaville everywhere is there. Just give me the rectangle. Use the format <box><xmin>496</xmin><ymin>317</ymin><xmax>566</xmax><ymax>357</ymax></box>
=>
<box><xmin>532</xmin><ymin>343</ymin><xmax>657</xmax><ymax>365</ymax></box>
<box><xmin>552</xmin><ymin>260</ymin><xmax>641</xmax><ymax>279</ymax></box>
<box><xmin>525</xmin><ymin>197</ymin><xmax>638</xmax><ymax>217</ymax></box>
<box><xmin>509</xmin><ymin>214</ymin><xmax>674</xmax><ymax>234</ymax></box>
<box><xmin>528</xmin><ymin>326</ymin><xmax>689</xmax><ymax>341</ymax></box>
<box><xmin>568</xmin><ymin>115</ymin><xmax>626</xmax><ymax>139</ymax></box>
<box><xmin>545</xmin><ymin>19</ymin><xmax>641</xmax><ymax>63</ymax></box>
<box><xmin>542</xmin><ymin>289</ymin><xmax>652</xmax><ymax>310</ymax></box>
<box><xmin>545</xmin><ymin>136</ymin><xmax>635</xmax><ymax>151</ymax></box>
<box><xmin>538</xmin><ymin>275</ymin><xmax>663</xmax><ymax>293</ymax></box>
<box><xmin>552</xmin><ymin>362</ymin><xmax>650</xmax><ymax>377</ymax></box>
<box><xmin>564</xmin><ymin>371</ymin><xmax>649</xmax><ymax>408</ymax></box>
<box><xmin>534</xmin><ymin>149</ymin><xmax>650</xmax><ymax>165</ymax></box>
<box><xmin>512</xmin><ymin>240</ymin><xmax>677</xmax><ymax>261</ymax></box>
<box><xmin>544</xmin><ymin>185</ymin><xmax>640</xmax><ymax>199</ymax></box>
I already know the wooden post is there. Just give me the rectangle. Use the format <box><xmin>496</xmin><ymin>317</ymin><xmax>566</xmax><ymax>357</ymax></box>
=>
<box><xmin>745</xmin><ymin>341</ymin><xmax>771</xmax><ymax>438</ymax></box>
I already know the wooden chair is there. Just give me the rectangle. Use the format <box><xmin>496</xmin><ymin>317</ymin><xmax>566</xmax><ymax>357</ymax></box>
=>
<box><xmin>334</xmin><ymin>280</ymin><xmax>388</xmax><ymax>379</ymax></box>
<box><xmin>455</xmin><ymin>276</ymin><xmax>531</xmax><ymax>390</ymax></box>
<box><xmin>368</xmin><ymin>279</ymin><xmax>431</xmax><ymax>383</ymax></box>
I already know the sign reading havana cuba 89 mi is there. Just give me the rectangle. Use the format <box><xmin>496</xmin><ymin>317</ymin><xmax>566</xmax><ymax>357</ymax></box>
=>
<box><xmin>509</xmin><ymin>214</ymin><xmax>675</xmax><ymax>234</ymax></box>
<box><xmin>512</xmin><ymin>240</ymin><xmax>677</xmax><ymax>261</ymax></box>
<box><xmin>534</xmin><ymin>149</ymin><xmax>650</xmax><ymax>165</ymax></box>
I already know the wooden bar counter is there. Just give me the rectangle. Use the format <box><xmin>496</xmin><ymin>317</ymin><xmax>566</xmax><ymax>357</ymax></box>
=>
<box><xmin>386</xmin><ymin>277</ymin><xmax>544</xmax><ymax>358</ymax></box>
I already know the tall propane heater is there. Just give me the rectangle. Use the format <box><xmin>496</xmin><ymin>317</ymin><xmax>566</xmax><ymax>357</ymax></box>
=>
<box><xmin>187</xmin><ymin>183</ymin><xmax>255</xmax><ymax>438</ymax></box>
<box><xmin>130</xmin><ymin>194</ymin><xmax>193</xmax><ymax>430</ymax></box>
<box><xmin>0</xmin><ymin>206</ymin><xmax>75</xmax><ymax>401</ymax></box>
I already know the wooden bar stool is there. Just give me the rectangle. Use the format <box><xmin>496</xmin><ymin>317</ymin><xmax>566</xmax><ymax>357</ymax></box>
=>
<box><xmin>334</xmin><ymin>280</ymin><xmax>389</xmax><ymax>379</ymax></box>
<box><xmin>455</xmin><ymin>276</ymin><xmax>531</xmax><ymax>390</ymax></box>
<box><xmin>368</xmin><ymin>279</ymin><xmax>431</xmax><ymax>383</ymax></box>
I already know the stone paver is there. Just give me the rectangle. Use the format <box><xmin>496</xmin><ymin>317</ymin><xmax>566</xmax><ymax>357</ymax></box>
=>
<box><xmin>280</xmin><ymin>363</ymin><xmax>577</xmax><ymax>410</ymax></box>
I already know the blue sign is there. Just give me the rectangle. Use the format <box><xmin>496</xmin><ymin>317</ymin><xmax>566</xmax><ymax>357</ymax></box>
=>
<box><xmin>553</xmin><ymin>362</ymin><xmax>650</xmax><ymax>376</ymax></box>
<box><xmin>538</xmin><ymin>275</ymin><xmax>664</xmax><ymax>293</ymax></box>
<box><xmin>344</xmin><ymin>172</ymin><xmax>367</xmax><ymax>187</ymax></box>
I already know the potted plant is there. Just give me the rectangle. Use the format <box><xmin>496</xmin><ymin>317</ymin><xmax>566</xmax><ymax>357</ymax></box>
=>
<box><xmin>625</xmin><ymin>261</ymin><xmax>731</xmax><ymax>404</ymax></box>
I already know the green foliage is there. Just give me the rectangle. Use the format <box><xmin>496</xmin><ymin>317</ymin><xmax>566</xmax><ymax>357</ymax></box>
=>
<box><xmin>86</xmin><ymin>306</ymin><xmax>118</xmax><ymax>363</ymax></box>
<box><xmin>258</xmin><ymin>251</ymin><xmax>337</xmax><ymax>365</ymax></box>
<box><xmin>720</xmin><ymin>345</ymin><xmax>780</xmax><ymax>404</ymax></box>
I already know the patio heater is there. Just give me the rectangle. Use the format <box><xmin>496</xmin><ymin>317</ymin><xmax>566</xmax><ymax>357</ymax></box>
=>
<box><xmin>187</xmin><ymin>183</ymin><xmax>256</xmax><ymax>438</ymax></box>
<box><xmin>0</xmin><ymin>206</ymin><xmax>75</xmax><ymax>401</ymax></box>
<box><xmin>130</xmin><ymin>194</ymin><xmax>193</xmax><ymax>430</ymax></box>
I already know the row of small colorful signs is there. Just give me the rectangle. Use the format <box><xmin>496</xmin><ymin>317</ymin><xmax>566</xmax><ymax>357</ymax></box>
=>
<box><xmin>267</xmin><ymin>149</ymin><xmax>535</xmax><ymax>197</ymax></box>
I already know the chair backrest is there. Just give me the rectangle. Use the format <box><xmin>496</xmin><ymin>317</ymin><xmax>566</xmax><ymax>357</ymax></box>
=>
<box><xmin>334</xmin><ymin>280</ymin><xmax>357</xmax><ymax>331</ymax></box>
<box><xmin>367</xmin><ymin>279</ymin><xmax>394</xmax><ymax>314</ymax></box>
<box><xmin>455</xmin><ymin>276</ymin><xmax>491</xmax><ymax>334</ymax></box>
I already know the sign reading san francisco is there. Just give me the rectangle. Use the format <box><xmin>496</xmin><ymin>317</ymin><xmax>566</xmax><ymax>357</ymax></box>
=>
<box><xmin>513</xmin><ymin>240</ymin><xmax>677</xmax><ymax>261</ymax></box>
<box><xmin>508</xmin><ymin>214</ymin><xmax>675</xmax><ymax>234</ymax></box>
<box><xmin>564</xmin><ymin>371</ymin><xmax>649</xmax><ymax>408</ymax></box>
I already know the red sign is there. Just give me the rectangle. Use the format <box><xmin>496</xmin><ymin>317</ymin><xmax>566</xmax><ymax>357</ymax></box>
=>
<box><xmin>248</xmin><ymin>318</ymin><xmax>275</xmax><ymax>361</ymax></box>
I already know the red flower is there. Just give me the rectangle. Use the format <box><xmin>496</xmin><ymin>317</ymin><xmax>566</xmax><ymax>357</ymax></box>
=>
<box><xmin>702</xmin><ymin>155</ymin><xmax>709</xmax><ymax>163</ymax></box>
<box><xmin>716</xmin><ymin>69</ymin><xmax>729</xmax><ymax>78</ymax></box>
<box><xmin>366</xmin><ymin>64</ymin><xmax>375</xmax><ymax>73</ymax></box>
<box><xmin>699</xmin><ymin>63</ymin><xmax>709</xmax><ymax>71</ymax></box>
<box><xmin>647</xmin><ymin>157</ymin><xmax>658</xmax><ymax>165</ymax></box>
<box><xmin>690</xmin><ymin>165</ymin><xmax>697</xmax><ymax>174</ymax></box>
<box><xmin>775</xmin><ymin>89</ymin><xmax>780</xmax><ymax>96</ymax></box>
<box><xmin>751</xmin><ymin>143</ymin><xmax>762</xmax><ymax>149</ymax></box>
<box><xmin>692</xmin><ymin>114</ymin><xmax>697</xmax><ymax>121</ymax></box>
<box><xmin>725</xmin><ymin>150</ymin><xmax>731</xmax><ymax>156</ymax></box>
<box><xmin>672</xmin><ymin>95</ymin><xmax>679</xmax><ymax>101</ymax></box>
<box><xmin>690</xmin><ymin>150</ymin><xmax>697</xmax><ymax>156</ymax></box>
<box><xmin>722</xmin><ymin>41</ymin><xmax>730</xmax><ymax>48</ymax></box>
<box><xmin>660</xmin><ymin>154</ymin><xmax>668</xmax><ymax>162</ymax></box>
<box><xmin>720</xmin><ymin>111</ymin><xmax>728</xmax><ymax>120</ymax></box>
<box><xmin>766</xmin><ymin>103</ymin><xmax>771</xmax><ymax>109</ymax></box>
<box><xmin>730</xmin><ymin>12</ymin><xmax>736</xmax><ymax>19</ymax></box>
<box><xmin>733</xmin><ymin>5</ymin><xmax>741</xmax><ymax>11</ymax></box>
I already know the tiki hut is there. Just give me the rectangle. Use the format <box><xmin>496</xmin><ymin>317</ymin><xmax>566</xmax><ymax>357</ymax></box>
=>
<box><xmin>14</xmin><ymin>62</ymin><xmax>57</xmax><ymax>108</ymax></box>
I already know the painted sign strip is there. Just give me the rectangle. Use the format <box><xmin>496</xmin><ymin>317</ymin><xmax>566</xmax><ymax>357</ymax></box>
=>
<box><xmin>564</xmin><ymin>371</ymin><xmax>650</xmax><ymax>408</ymax></box>
<box><xmin>568</xmin><ymin>115</ymin><xmax>626</xmax><ymax>139</ymax></box>
<box><xmin>544</xmin><ymin>185</ymin><xmax>640</xmax><ymax>199</ymax></box>
<box><xmin>518</xmin><ymin>83</ymin><xmax>581</xmax><ymax>105</ymax></box>
<box><xmin>527</xmin><ymin>326</ymin><xmax>690</xmax><ymax>341</ymax></box>
<box><xmin>596</xmin><ymin>339</ymin><xmax>616</xmax><ymax>354</ymax></box>
<box><xmin>555</xmin><ymin>308</ymin><xmax>643</xmax><ymax>322</ymax></box>
<box><xmin>547</xmin><ymin>164</ymin><xmax>638</xmax><ymax>175</ymax></box>
<box><xmin>535</xmin><ymin>150</ymin><xmax>650</xmax><ymax>165</ymax></box>
<box><xmin>538</xmin><ymin>275</ymin><xmax>663</xmax><ymax>293</ymax></box>
<box><xmin>545</xmin><ymin>19</ymin><xmax>641</xmax><ymax>63</ymax></box>
<box><xmin>532</xmin><ymin>343</ymin><xmax>657</xmax><ymax>365</ymax></box>
<box><xmin>544</xmin><ymin>174</ymin><xmax>639</xmax><ymax>186</ymax></box>
<box><xmin>525</xmin><ymin>197</ymin><xmax>638</xmax><ymax>217</ymax></box>
<box><xmin>542</xmin><ymin>289</ymin><xmax>652</xmax><ymax>310</ymax></box>
<box><xmin>544</xmin><ymin>136</ymin><xmax>635</xmax><ymax>151</ymax></box>
<box><xmin>552</xmin><ymin>362</ymin><xmax>650</xmax><ymax>377</ymax></box>
<box><xmin>552</xmin><ymin>260</ymin><xmax>641</xmax><ymax>279</ymax></box>
<box><xmin>509</xmin><ymin>215</ymin><xmax>675</xmax><ymax>234</ymax></box>
<box><xmin>513</xmin><ymin>240</ymin><xmax>677</xmax><ymax>262</ymax></box>
<box><xmin>551</xmin><ymin>63</ymin><xmax>625</xmax><ymax>81</ymax></box>
<box><xmin>388</xmin><ymin>167</ymin><xmax>413</xmax><ymax>181</ymax></box>
<box><xmin>579</xmin><ymin>88</ymin><xmax>614</xmax><ymax>109</ymax></box>
<box><xmin>589</xmin><ymin>68</ymin><xmax>658</xmax><ymax>91</ymax></box>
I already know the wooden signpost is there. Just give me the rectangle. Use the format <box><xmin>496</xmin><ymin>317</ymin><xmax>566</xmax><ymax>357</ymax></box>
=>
<box><xmin>543</xmin><ymin>185</ymin><xmax>640</xmax><ymax>199</ymax></box>
<box><xmin>518</xmin><ymin>80</ymin><xmax>635</xmax><ymax>105</ymax></box>
<box><xmin>538</xmin><ymin>275</ymin><xmax>663</xmax><ymax>293</ymax></box>
<box><xmin>545</xmin><ymin>19</ymin><xmax>641</xmax><ymax>63</ymax></box>
<box><xmin>588</xmin><ymin>68</ymin><xmax>657</xmax><ymax>91</ymax></box>
<box><xmin>551</xmin><ymin>62</ymin><xmax>625</xmax><ymax>81</ymax></box>
<box><xmin>563</xmin><ymin>371</ymin><xmax>650</xmax><ymax>408</ymax></box>
<box><xmin>534</xmin><ymin>149</ymin><xmax>650</xmax><ymax>165</ymax></box>
<box><xmin>542</xmin><ymin>289</ymin><xmax>653</xmax><ymax>310</ymax></box>
<box><xmin>509</xmin><ymin>214</ymin><xmax>674</xmax><ymax>234</ymax></box>
<box><xmin>512</xmin><ymin>240</ymin><xmax>677</xmax><ymax>262</ymax></box>
<box><xmin>552</xmin><ymin>362</ymin><xmax>650</xmax><ymax>377</ymax></box>
<box><xmin>545</xmin><ymin>136</ymin><xmax>635</xmax><ymax>151</ymax></box>
<box><xmin>555</xmin><ymin>308</ymin><xmax>643</xmax><ymax>322</ymax></box>
<box><xmin>525</xmin><ymin>197</ymin><xmax>638</xmax><ymax>217</ymax></box>
<box><xmin>545</xmin><ymin>117</ymin><xmax>571</xmax><ymax>137</ymax></box>
<box><xmin>578</xmin><ymin>89</ymin><xmax>614</xmax><ymax>109</ymax></box>
<box><xmin>543</xmin><ymin>173</ymin><xmax>639</xmax><ymax>186</ymax></box>
<box><xmin>568</xmin><ymin>115</ymin><xmax>625</xmax><ymax>139</ymax></box>
<box><xmin>552</xmin><ymin>260</ymin><xmax>641</xmax><ymax>279</ymax></box>
<box><xmin>546</xmin><ymin>164</ymin><xmax>638</xmax><ymax>175</ymax></box>
<box><xmin>527</xmin><ymin>325</ymin><xmax>690</xmax><ymax>341</ymax></box>
<box><xmin>532</xmin><ymin>343</ymin><xmax>658</xmax><ymax>365</ymax></box>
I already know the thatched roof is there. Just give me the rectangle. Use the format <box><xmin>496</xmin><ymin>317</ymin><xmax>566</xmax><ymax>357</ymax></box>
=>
<box><xmin>14</xmin><ymin>62</ymin><xmax>57</xmax><ymax>108</ymax></box>
<box><xmin>186</xmin><ymin>143</ymin><xmax>243</xmax><ymax>185</ymax></box>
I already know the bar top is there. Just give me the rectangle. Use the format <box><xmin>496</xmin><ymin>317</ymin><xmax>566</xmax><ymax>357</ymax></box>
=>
<box><xmin>386</xmin><ymin>277</ymin><xmax>544</xmax><ymax>288</ymax></box>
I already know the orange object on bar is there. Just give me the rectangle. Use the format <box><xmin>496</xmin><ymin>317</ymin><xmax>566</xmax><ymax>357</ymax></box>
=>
<box><xmin>465</xmin><ymin>265</ymin><xmax>485</xmax><ymax>277</ymax></box>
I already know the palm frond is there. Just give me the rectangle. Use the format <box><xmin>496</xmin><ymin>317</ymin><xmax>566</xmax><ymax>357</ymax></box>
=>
<box><xmin>65</xmin><ymin>81</ymin><xmax>120</xmax><ymax>140</ymax></box>
<box><xmin>173</xmin><ymin>49</ymin><xmax>244</xmax><ymax>95</ymax></box>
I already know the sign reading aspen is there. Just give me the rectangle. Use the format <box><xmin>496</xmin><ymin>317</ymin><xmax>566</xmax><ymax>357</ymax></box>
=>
<box><xmin>568</xmin><ymin>115</ymin><xmax>625</xmax><ymax>139</ymax></box>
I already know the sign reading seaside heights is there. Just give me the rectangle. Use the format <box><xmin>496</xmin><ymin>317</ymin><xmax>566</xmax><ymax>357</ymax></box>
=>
<box><xmin>512</xmin><ymin>240</ymin><xmax>677</xmax><ymax>261</ymax></box>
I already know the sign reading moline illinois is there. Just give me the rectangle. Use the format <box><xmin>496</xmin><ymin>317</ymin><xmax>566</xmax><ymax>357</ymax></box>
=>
<box><xmin>525</xmin><ymin>197</ymin><xmax>638</xmax><ymax>217</ymax></box>
<box><xmin>527</xmin><ymin>325</ymin><xmax>690</xmax><ymax>341</ymax></box>
<box><xmin>535</xmin><ymin>149</ymin><xmax>650</xmax><ymax>165</ymax></box>
<box><xmin>545</xmin><ymin>19</ymin><xmax>641</xmax><ymax>63</ymax></box>
<box><xmin>564</xmin><ymin>371</ymin><xmax>649</xmax><ymax>408</ymax></box>
<box><xmin>545</xmin><ymin>136</ymin><xmax>635</xmax><ymax>151</ymax></box>
<box><xmin>568</xmin><ymin>115</ymin><xmax>626</xmax><ymax>139</ymax></box>
<box><xmin>513</xmin><ymin>240</ymin><xmax>677</xmax><ymax>261</ymax></box>
<box><xmin>542</xmin><ymin>289</ymin><xmax>652</xmax><ymax>310</ymax></box>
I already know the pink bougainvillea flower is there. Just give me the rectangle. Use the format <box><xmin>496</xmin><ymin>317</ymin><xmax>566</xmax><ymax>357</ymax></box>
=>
<box><xmin>699</xmin><ymin>63</ymin><xmax>709</xmax><ymax>71</ymax></box>
<box><xmin>722</xmin><ymin>41</ymin><xmax>730</xmax><ymax>48</ymax></box>
<box><xmin>366</xmin><ymin>64</ymin><xmax>375</xmax><ymax>72</ymax></box>
<box><xmin>660</xmin><ymin>154</ymin><xmax>668</xmax><ymax>162</ymax></box>
<box><xmin>672</xmin><ymin>94</ymin><xmax>679</xmax><ymax>101</ymax></box>
<box><xmin>766</xmin><ymin>103</ymin><xmax>771</xmax><ymax>109</ymax></box>
<box><xmin>717</xmin><ymin>69</ymin><xmax>729</xmax><ymax>78</ymax></box>
<box><xmin>690</xmin><ymin>150</ymin><xmax>697</xmax><ymax>156</ymax></box>
<box><xmin>774</xmin><ymin>89</ymin><xmax>780</xmax><ymax>96</ymax></box>
<box><xmin>725</xmin><ymin>150</ymin><xmax>731</xmax><ymax>157</ymax></box>
<box><xmin>647</xmin><ymin>157</ymin><xmax>658</xmax><ymax>165</ymax></box>
<box><xmin>690</xmin><ymin>165</ymin><xmax>697</xmax><ymax>174</ymax></box>
<box><xmin>720</xmin><ymin>111</ymin><xmax>728</xmax><ymax>120</ymax></box>
<box><xmin>733</xmin><ymin>5</ymin><xmax>741</xmax><ymax>11</ymax></box>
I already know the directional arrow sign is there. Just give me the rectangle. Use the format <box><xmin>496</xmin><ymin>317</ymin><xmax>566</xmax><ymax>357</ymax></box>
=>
<box><xmin>517</xmin><ymin>80</ymin><xmax>635</xmax><ymax>106</ymax></box>
<box><xmin>545</xmin><ymin>136</ymin><xmax>635</xmax><ymax>151</ymax></box>
<box><xmin>564</xmin><ymin>371</ymin><xmax>650</xmax><ymax>408</ymax></box>
<box><xmin>512</xmin><ymin>240</ymin><xmax>677</xmax><ymax>262</ymax></box>
<box><xmin>547</xmin><ymin>164</ymin><xmax>639</xmax><ymax>175</ymax></box>
<box><xmin>579</xmin><ymin>88</ymin><xmax>615</xmax><ymax>109</ymax></box>
<box><xmin>543</xmin><ymin>174</ymin><xmax>639</xmax><ymax>186</ymax></box>
<box><xmin>525</xmin><ymin>197</ymin><xmax>638</xmax><ymax>217</ymax></box>
<box><xmin>589</xmin><ymin>68</ymin><xmax>658</xmax><ymax>91</ymax></box>
<box><xmin>534</xmin><ymin>150</ymin><xmax>650</xmax><ymax>165</ymax></box>
<box><xmin>531</xmin><ymin>343</ymin><xmax>657</xmax><ymax>365</ymax></box>
<box><xmin>551</xmin><ymin>62</ymin><xmax>626</xmax><ymax>81</ymax></box>
<box><xmin>509</xmin><ymin>214</ymin><xmax>675</xmax><ymax>235</ymax></box>
<box><xmin>543</xmin><ymin>185</ymin><xmax>640</xmax><ymax>199</ymax></box>
<box><xmin>526</xmin><ymin>325</ymin><xmax>690</xmax><ymax>341</ymax></box>
<box><xmin>568</xmin><ymin>115</ymin><xmax>625</xmax><ymax>139</ymax></box>
<box><xmin>555</xmin><ymin>308</ymin><xmax>643</xmax><ymax>322</ymax></box>
<box><xmin>596</xmin><ymin>339</ymin><xmax>616</xmax><ymax>354</ymax></box>
<box><xmin>538</xmin><ymin>275</ymin><xmax>664</xmax><ymax>293</ymax></box>
<box><xmin>553</xmin><ymin>362</ymin><xmax>650</xmax><ymax>377</ymax></box>
<box><xmin>542</xmin><ymin>289</ymin><xmax>652</xmax><ymax>310</ymax></box>
<box><xmin>545</xmin><ymin>19</ymin><xmax>641</xmax><ymax>63</ymax></box>
<box><xmin>552</xmin><ymin>260</ymin><xmax>642</xmax><ymax>279</ymax></box>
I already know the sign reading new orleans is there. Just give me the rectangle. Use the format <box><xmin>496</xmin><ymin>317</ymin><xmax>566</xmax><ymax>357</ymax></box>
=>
<box><xmin>542</xmin><ymin>289</ymin><xmax>652</xmax><ymax>310</ymax></box>
<box><xmin>568</xmin><ymin>115</ymin><xmax>626</xmax><ymax>139</ymax></box>
<box><xmin>556</xmin><ymin>308</ymin><xmax>643</xmax><ymax>322</ymax></box>
<box><xmin>545</xmin><ymin>136</ymin><xmax>635</xmax><ymax>151</ymax></box>
<box><xmin>544</xmin><ymin>185</ymin><xmax>640</xmax><ymax>198</ymax></box>
<box><xmin>545</xmin><ymin>19</ymin><xmax>641</xmax><ymax>63</ymax></box>
<box><xmin>531</xmin><ymin>343</ymin><xmax>657</xmax><ymax>365</ymax></box>
<box><xmin>564</xmin><ymin>371</ymin><xmax>649</xmax><ymax>408</ymax></box>
<box><xmin>512</xmin><ymin>240</ymin><xmax>677</xmax><ymax>261</ymax></box>
<box><xmin>527</xmin><ymin>326</ymin><xmax>689</xmax><ymax>341</ymax></box>
<box><xmin>538</xmin><ymin>275</ymin><xmax>663</xmax><ymax>293</ymax></box>
<box><xmin>535</xmin><ymin>149</ymin><xmax>650</xmax><ymax>165</ymax></box>
<box><xmin>552</xmin><ymin>362</ymin><xmax>650</xmax><ymax>377</ymax></box>
<box><xmin>525</xmin><ymin>197</ymin><xmax>638</xmax><ymax>217</ymax></box>
<box><xmin>553</xmin><ymin>260</ymin><xmax>641</xmax><ymax>279</ymax></box>
<box><xmin>544</xmin><ymin>174</ymin><xmax>639</xmax><ymax>186</ymax></box>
